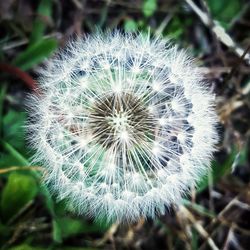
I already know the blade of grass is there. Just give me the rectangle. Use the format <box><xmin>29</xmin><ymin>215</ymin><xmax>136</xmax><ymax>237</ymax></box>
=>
<box><xmin>197</xmin><ymin>146</ymin><xmax>239</xmax><ymax>193</ymax></box>
<box><xmin>29</xmin><ymin>0</ymin><xmax>53</xmax><ymax>46</ymax></box>
<box><xmin>191</xmin><ymin>228</ymin><xmax>198</xmax><ymax>250</ymax></box>
<box><xmin>13</xmin><ymin>38</ymin><xmax>58</xmax><ymax>70</ymax></box>
<box><xmin>1</xmin><ymin>140</ymin><xmax>29</xmax><ymax>166</ymax></box>
<box><xmin>182</xmin><ymin>199</ymin><xmax>216</xmax><ymax>218</ymax></box>
<box><xmin>0</xmin><ymin>84</ymin><xmax>7</xmax><ymax>135</ymax></box>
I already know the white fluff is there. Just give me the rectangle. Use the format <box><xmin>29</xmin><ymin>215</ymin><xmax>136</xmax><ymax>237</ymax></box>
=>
<box><xmin>27</xmin><ymin>31</ymin><xmax>218</xmax><ymax>223</ymax></box>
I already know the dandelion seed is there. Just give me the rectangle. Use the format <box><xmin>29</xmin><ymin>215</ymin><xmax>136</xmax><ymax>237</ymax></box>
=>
<box><xmin>27</xmin><ymin>31</ymin><xmax>218</xmax><ymax>223</ymax></box>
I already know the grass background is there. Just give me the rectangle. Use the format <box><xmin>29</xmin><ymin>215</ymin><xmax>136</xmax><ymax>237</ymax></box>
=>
<box><xmin>0</xmin><ymin>0</ymin><xmax>250</xmax><ymax>249</ymax></box>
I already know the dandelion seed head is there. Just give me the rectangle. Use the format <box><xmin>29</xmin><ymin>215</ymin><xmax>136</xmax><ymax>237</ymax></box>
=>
<box><xmin>27</xmin><ymin>31</ymin><xmax>218</xmax><ymax>223</ymax></box>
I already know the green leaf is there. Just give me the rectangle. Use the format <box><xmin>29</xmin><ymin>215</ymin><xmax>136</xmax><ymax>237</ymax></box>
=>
<box><xmin>54</xmin><ymin>200</ymin><xmax>110</xmax><ymax>238</ymax></box>
<box><xmin>0</xmin><ymin>172</ymin><xmax>38</xmax><ymax>222</ymax></box>
<box><xmin>164</xmin><ymin>17</ymin><xmax>184</xmax><ymax>40</ymax></box>
<box><xmin>143</xmin><ymin>0</ymin><xmax>157</xmax><ymax>17</ymax></box>
<box><xmin>0</xmin><ymin>84</ymin><xmax>7</xmax><ymax>135</ymax></box>
<box><xmin>0</xmin><ymin>140</ymin><xmax>29</xmax><ymax>166</ymax></box>
<box><xmin>1</xmin><ymin>140</ymin><xmax>29</xmax><ymax>166</ymax></box>
<box><xmin>124</xmin><ymin>19</ymin><xmax>138</xmax><ymax>32</ymax></box>
<box><xmin>182</xmin><ymin>199</ymin><xmax>215</xmax><ymax>218</ymax></box>
<box><xmin>197</xmin><ymin>146</ymin><xmax>239</xmax><ymax>192</ymax></box>
<box><xmin>8</xmin><ymin>244</ymin><xmax>46</xmax><ymax>250</ymax></box>
<box><xmin>57</xmin><ymin>216</ymin><xmax>109</xmax><ymax>239</ymax></box>
<box><xmin>52</xmin><ymin>219</ymin><xmax>63</xmax><ymax>243</ymax></box>
<box><xmin>0</xmin><ymin>153</ymin><xmax>25</xmax><ymax>169</ymax></box>
<box><xmin>191</xmin><ymin>228</ymin><xmax>198</xmax><ymax>250</ymax></box>
<box><xmin>60</xmin><ymin>248</ymin><xmax>98</xmax><ymax>250</ymax></box>
<box><xmin>2</xmin><ymin>110</ymin><xmax>26</xmax><ymax>152</ymax></box>
<box><xmin>9</xmin><ymin>247</ymin><xmax>98</xmax><ymax>250</ymax></box>
<box><xmin>0</xmin><ymin>140</ymin><xmax>62</xmax><ymax>243</ymax></box>
<box><xmin>29</xmin><ymin>0</ymin><xmax>53</xmax><ymax>45</ymax></box>
<box><xmin>13</xmin><ymin>38</ymin><xmax>58</xmax><ymax>70</ymax></box>
<box><xmin>206</xmin><ymin>0</ymin><xmax>243</xmax><ymax>27</ymax></box>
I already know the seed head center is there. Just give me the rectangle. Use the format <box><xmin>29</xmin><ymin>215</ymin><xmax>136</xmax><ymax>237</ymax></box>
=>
<box><xmin>108</xmin><ymin>112</ymin><xmax>129</xmax><ymax>134</ymax></box>
<box><xmin>88</xmin><ymin>92</ymin><xmax>154</xmax><ymax>149</ymax></box>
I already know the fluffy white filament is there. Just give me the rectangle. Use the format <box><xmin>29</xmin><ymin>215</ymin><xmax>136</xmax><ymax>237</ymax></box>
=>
<box><xmin>27</xmin><ymin>31</ymin><xmax>218</xmax><ymax>223</ymax></box>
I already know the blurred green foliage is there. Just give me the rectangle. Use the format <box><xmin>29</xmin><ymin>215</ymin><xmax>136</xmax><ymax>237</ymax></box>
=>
<box><xmin>197</xmin><ymin>145</ymin><xmax>248</xmax><ymax>193</ymax></box>
<box><xmin>0</xmin><ymin>108</ymin><xmax>28</xmax><ymax>168</ymax></box>
<box><xmin>13</xmin><ymin>39</ymin><xmax>58</xmax><ymax>71</ymax></box>
<box><xmin>207</xmin><ymin>0</ymin><xmax>244</xmax><ymax>27</ymax></box>
<box><xmin>29</xmin><ymin>0</ymin><xmax>53</xmax><ymax>46</ymax></box>
<box><xmin>13</xmin><ymin>0</ymin><xmax>58</xmax><ymax>70</ymax></box>
<box><xmin>143</xmin><ymin>0</ymin><xmax>157</xmax><ymax>17</ymax></box>
<box><xmin>1</xmin><ymin>172</ymin><xmax>38</xmax><ymax>222</ymax></box>
<box><xmin>124</xmin><ymin>19</ymin><xmax>139</xmax><ymax>32</ymax></box>
<box><xmin>8</xmin><ymin>245</ymin><xmax>98</xmax><ymax>250</ymax></box>
<box><xmin>2</xmin><ymin>110</ymin><xmax>26</xmax><ymax>152</ymax></box>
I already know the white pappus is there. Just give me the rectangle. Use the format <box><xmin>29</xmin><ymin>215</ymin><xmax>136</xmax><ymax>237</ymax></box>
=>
<box><xmin>27</xmin><ymin>31</ymin><xmax>218</xmax><ymax>223</ymax></box>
